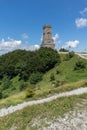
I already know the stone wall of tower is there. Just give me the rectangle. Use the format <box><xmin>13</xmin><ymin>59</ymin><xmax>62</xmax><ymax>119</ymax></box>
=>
<box><xmin>41</xmin><ymin>25</ymin><xmax>55</xmax><ymax>49</ymax></box>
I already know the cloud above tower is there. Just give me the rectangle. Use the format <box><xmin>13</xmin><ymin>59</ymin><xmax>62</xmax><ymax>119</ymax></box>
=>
<box><xmin>63</xmin><ymin>40</ymin><xmax>79</xmax><ymax>49</ymax></box>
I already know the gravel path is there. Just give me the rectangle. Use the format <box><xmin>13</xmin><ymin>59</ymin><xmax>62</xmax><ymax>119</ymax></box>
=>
<box><xmin>0</xmin><ymin>87</ymin><xmax>87</xmax><ymax>117</ymax></box>
<box><xmin>76</xmin><ymin>53</ymin><xmax>87</xmax><ymax>59</ymax></box>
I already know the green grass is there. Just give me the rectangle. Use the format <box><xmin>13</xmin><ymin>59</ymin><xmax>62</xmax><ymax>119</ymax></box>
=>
<box><xmin>0</xmin><ymin>54</ymin><xmax>87</xmax><ymax>129</ymax></box>
<box><xmin>0</xmin><ymin>54</ymin><xmax>87</xmax><ymax>108</ymax></box>
<box><xmin>53</xmin><ymin>55</ymin><xmax>86</xmax><ymax>81</ymax></box>
<box><xmin>34</xmin><ymin>54</ymin><xmax>87</xmax><ymax>96</ymax></box>
<box><xmin>0</xmin><ymin>78</ymin><xmax>87</xmax><ymax>109</ymax></box>
<box><xmin>0</xmin><ymin>93</ymin><xmax>87</xmax><ymax>130</ymax></box>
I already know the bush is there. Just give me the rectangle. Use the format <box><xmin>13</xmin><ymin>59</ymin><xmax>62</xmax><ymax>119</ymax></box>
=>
<box><xmin>2</xmin><ymin>92</ymin><xmax>9</xmax><ymax>98</ymax></box>
<box><xmin>74</xmin><ymin>60</ymin><xmax>86</xmax><ymax>70</ymax></box>
<box><xmin>0</xmin><ymin>91</ymin><xmax>2</xmax><ymax>99</ymax></box>
<box><xmin>59</xmin><ymin>48</ymin><xmax>69</xmax><ymax>52</ymax></box>
<box><xmin>30</xmin><ymin>72</ymin><xmax>42</xmax><ymax>84</ymax></box>
<box><xmin>25</xmin><ymin>88</ymin><xmax>34</xmax><ymax>98</ymax></box>
<box><xmin>65</xmin><ymin>51</ymin><xmax>75</xmax><ymax>60</ymax></box>
<box><xmin>68</xmin><ymin>51</ymin><xmax>75</xmax><ymax>58</ymax></box>
<box><xmin>56</xmin><ymin>70</ymin><xmax>60</xmax><ymax>74</ymax></box>
<box><xmin>50</xmin><ymin>73</ymin><xmax>55</xmax><ymax>81</ymax></box>
<box><xmin>1</xmin><ymin>76</ymin><xmax>12</xmax><ymax>90</ymax></box>
<box><xmin>19</xmin><ymin>80</ymin><xmax>27</xmax><ymax>91</ymax></box>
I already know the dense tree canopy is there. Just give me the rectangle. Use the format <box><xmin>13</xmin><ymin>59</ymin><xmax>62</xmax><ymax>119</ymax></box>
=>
<box><xmin>0</xmin><ymin>48</ymin><xmax>60</xmax><ymax>80</ymax></box>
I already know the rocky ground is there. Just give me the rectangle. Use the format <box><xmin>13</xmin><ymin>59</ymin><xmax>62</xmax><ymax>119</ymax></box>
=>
<box><xmin>31</xmin><ymin>99</ymin><xmax>87</xmax><ymax>130</ymax></box>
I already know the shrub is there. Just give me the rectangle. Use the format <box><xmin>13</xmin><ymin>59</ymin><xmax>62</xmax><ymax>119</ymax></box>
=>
<box><xmin>56</xmin><ymin>70</ymin><xmax>60</xmax><ymax>74</ymax></box>
<box><xmin>1</xmin><ymin>76</ymin><xmax>12</xmax><ymax>90</ymax></box>
<box><xmin>25</xmin><ymin>88</ymin><xmax>34</xmax><ymax>98</ymax></box>
<box><xmin>0</xmin><ymin>91</ymin><xmax>2</xmax><ymax>99</ymax></box>
<box><xmin>54</xmin><ymin>80</ymin><xmax>67</xmax><ymax>87</ymax></box>
<box><xmin>74</xmin><ymin>60</ymin><xmax>86</xmax><ymax>70</ymax></box>
<box><xmin>2</xmin><ymin>92</ymin><xmax>9</xmax><ymax>98</ymax></box>
<box><xmin>30</xmin><ymin>72</ymin><xmax>42</xmax><ymax>84</ymax></box>
<box><xmin>65</xmin><ymin>51</ymin><xmax>75</xmax><ymax>60</ymax></box>
<box><xmin>68</xmin><ymin>51</ymin><xmax>75</xmax><ymax>58</ymax></box>
<box><xmin>50</xmin><ymin>73</ymin><xmax>55</xmax><ymax>81</ymax></box>
<box><xmin>19</xmin><ymin>80</ymin><xmax>27</xmax><ymax>91</ymax></box>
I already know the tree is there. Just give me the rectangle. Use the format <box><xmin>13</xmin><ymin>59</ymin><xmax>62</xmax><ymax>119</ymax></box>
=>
<box><xmin>4</xmin><ymin>65</ymin><xmax>16</xmax><ymax>79</ymax></box>
<box><xmin>74</xmin><ymin>60</ymin><xmax>86</xmax><ymax>70</ymax></box>
<box><xmin>1</xmin><ymin>76</ymin><xmax>12</xmax><ymax>90</ymax></box>
<box><xmin>37</xmin><ymin>47</ymin><xmax>61</xmax><ymax>72</ymax></box>
<box><xmin>59</xmin><ymin>48</ymin><xmax>69</xmax><ymax>52</ymax></box>
<box><xmin>0</xmin><ymin>48</ymin><xmax>61</xmax><ymax>81</ymax></box>
<box><xmin>29</xmin><ymin>72</ymin><xmax>42</xmax><ymax>84</ymax></box>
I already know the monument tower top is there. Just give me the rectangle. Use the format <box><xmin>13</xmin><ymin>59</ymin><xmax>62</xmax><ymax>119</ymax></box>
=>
<box><xmin>41</xmin><ymin>24</ymin><xmax>55</xmax><ymax>49</ymax></box>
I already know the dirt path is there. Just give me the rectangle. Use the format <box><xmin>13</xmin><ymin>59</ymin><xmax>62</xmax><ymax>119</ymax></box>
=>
<box><xmin>0</xmin><ymin>87</ymin><xmax>87</xmax><ymax>117</ymax></box>
<box><xmin>76</xmin><ymin>53</ymin><xmax>87</xmax><ymax>59</ymax></box>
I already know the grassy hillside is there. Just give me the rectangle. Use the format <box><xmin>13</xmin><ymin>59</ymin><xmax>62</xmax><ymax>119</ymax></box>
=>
<box><xmin>0</xmin><ymin>51</ymin><xmax>87</xmax><ymax>129</ymax></box>
<box><xmin>0</xmin><ymin>52</ymin><xmax>87</xmax><ymax>108</ymax></box>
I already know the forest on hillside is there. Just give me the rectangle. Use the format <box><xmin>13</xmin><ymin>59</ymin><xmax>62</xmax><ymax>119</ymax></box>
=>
<box><xmin>0</xmin><ymin>47</ymin><xmax>60</xmax><ymax>81</ymax></box>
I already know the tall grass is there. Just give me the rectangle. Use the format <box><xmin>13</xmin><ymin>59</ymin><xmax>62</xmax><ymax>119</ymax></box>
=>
<box><xmin>0</xmin><ymin>93</ymin><xmax>87</xmax><ymax>130</ymax></box>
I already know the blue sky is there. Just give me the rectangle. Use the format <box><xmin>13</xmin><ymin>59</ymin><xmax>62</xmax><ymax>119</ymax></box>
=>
<box><xmin>0</xmin><ymin>0</ymin><xmax>87</xmax><ymax>54</ymax></box>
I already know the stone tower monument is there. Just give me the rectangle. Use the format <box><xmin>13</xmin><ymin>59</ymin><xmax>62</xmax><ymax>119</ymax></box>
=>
<box><xmin>41</xmin><ymin>24</ymin><xmax>55</xmax><ymax>49</ymax></box>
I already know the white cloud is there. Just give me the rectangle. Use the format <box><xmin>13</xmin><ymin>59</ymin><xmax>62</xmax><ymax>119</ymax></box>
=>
<box><xmin>75</xmin><ymin>18</ymin><xmax>87</xmax><ymax>28</ymax></box>
<box><xmin>0</xmin><ymin>36</ymin><xmax>40</xmax><ymax>55</ymax></box>
<box><xmin>21</xmin><ymin>44</ymin><xmax>40</xmax><ymax>51</ymax></box>
<box><xmin>80</xmin><ymin>7</ymin><xmax>87</xmax><ymax>15</ymax></box>
<box><xmin>22</xmin><ymin>33</ymin><xmax>29</xmax><ymax>39</ymax></box>
<box><xmin>34</xmin><ymin>44</ymin><xmax>40</xmax><ymax>49</ymax></box>
<box><xmin>0</xmin><ymin>37</ymin><xmax>21</xmax><ymax>52</ymax></box>
<box><xmin>63</xmin><ymin>40</ymin><xmax>79</xmax><ymax>49</ymax></box>
<box><xmin>53</xmin><ymin>33</ymin><xmax>59</xmax><ymax>43</ymax></box>
<box><xmin>28</xmin><ymin>44</ymin><xmax>40</xmax><ymax>51</ymax></box>
<box><xmin>53</xmin><ymin>33</ymin><xmax>61</xmax><ymax>50</ymax></box>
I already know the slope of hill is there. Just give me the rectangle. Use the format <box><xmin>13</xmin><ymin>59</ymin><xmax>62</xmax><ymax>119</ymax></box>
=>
<box><xmin>0</xmin><ymin>48</ymin><xmax>60</xmax><ymax>99</ymax></box>
<box><xmin>0</xmin><ymin>49</ymin><xmax>87</xmax><ymax>129</ymax></box>
<box><xmin>0</xmin><ymin>50</ymin><xmax>87</xmax><ymax>107</ymax></box>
